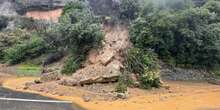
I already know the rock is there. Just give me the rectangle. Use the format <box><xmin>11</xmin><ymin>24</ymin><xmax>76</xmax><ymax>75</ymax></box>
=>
<box><xmin>133</xmin><ymin>81</ymin><xmax>140</xmax><ymax>88</ymax></box>
<box><xmin>25</xmin><ymin>82</ymin><xmax>35</xmax><ymax>87</ymax></box>
<box><xmin>60</xmin><ymin>64</ymin><xmax>121</xmax><ymax>86</ymax></box>
<box><xmin>34</xmin><ymin>79</ymin><xmax>42</xmax><ymax>84</ymax></box>
<box><xmin>40</xmin><ymin>71</ymin><xmax>61</xmax><ymax>82</ymax></box>
<box><xmin>23</xmin><ymin>86</ymin><xmax>29</xmax><ymax>90</ymax></box>
<box><xmin>162</xmin><ymin>85</ymin><xmax>170</xmax><ymax>90</ymax></box>
<box><xmin>107</xmin><ymin>60</ymin><xmax>123</xmax><ymax>70</ymax></box>
<box><xmin>24</xmin><ymin>82</ymin><xmax>35</xmax><ymax>89</ymax></box>
<box><xmin>87</xmin><ymin>49</ymin><xmax>99</xmax><ymax>64</ymax></box>
<box><xmin>99</xmin><ymin>49</ymin><xmax>115</xmax><ymax>65</ymax></box>
<box><xmin>208</xmin><ymin>79</ymin><xmax>220</xmax><ymax>85</ymax></box>
<box><xmin>116</xmin><ymin>93</ymin><xmax>128</xmax><ymax>99</ymax></box>
<box><xmin>59</xmin><ymin>78</ymin><xmax>78</xmax><ymax>86</ymax></box>
<box><xmin>82</xmin><ymin>95</ymin><xmax>91</xmax><ymax>102</ymax></box>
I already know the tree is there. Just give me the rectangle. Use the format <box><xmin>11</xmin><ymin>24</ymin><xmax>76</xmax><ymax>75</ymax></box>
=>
<box><xmin>129</xmin><ymin>6</ymin><xmax>220</xmax><ymax>68</ymax></box>
<box><xmin>119</xmin><ymin>0</ymin><xmax>140</xmax><ymax>20</ymax></box>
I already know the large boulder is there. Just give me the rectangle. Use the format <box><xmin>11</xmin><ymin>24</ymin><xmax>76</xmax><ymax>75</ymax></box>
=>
<box><xmin>40</xmin><ymin>67</ymin><xmax>61</xmax><ymax>82</ymax></box>
<box><xmin>60</xmin><ymin>64</ymin><xmax>121</xmax><ymax>86</ymax></box>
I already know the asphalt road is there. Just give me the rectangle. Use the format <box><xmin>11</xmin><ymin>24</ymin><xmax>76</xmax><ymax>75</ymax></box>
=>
<box><xmin>0</xmin><ymin>87</ymin><xmax>81</xmax><ymax>110</ymax></box>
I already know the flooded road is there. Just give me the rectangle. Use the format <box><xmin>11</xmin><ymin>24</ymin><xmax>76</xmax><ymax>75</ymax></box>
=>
<box><xmin>0</xmin><ymin>87</ymin><xmax>76</xmax><ymax>110</ymax></box>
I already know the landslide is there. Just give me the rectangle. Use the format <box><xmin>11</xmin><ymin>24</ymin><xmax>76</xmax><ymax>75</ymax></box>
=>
<box><xmin>61</xmin><ymin>24</ymin><xmax>132</xmax><ymax>86</ymax></box>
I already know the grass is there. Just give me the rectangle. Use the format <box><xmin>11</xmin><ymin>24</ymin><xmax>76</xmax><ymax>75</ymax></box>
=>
<box><xmin>16</xmin><ymin>64</ymin><xmax>42</xmax><ymax>77</ymax></box>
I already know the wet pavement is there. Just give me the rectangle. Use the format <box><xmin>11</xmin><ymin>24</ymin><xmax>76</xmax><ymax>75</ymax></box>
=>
<box><xmin>0</xmin><ymin>87</ymin><xmax>78</xmax><ymax>110</ymax></box>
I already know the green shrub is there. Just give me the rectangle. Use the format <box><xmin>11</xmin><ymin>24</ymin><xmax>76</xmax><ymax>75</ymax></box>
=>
<box><xmin>115</xmin><ymin>75</ymin><xmax>128</xmax><ymax>93</ymax></box>
<box><xmin>139</xmin><ymin>72</ymin><xmax>161</xmax><ymax>89</ymax></box>
<box><xmin>61</xmin><ymin>55</ymin><xmax>85</xmax><ymax>75</ymax></box>
<box><xmin>124</xmin><ymin>48</ymin><xmax>160</xmax><ymax>89</ymax></box>
<box><xmin>4</xmin><ymin>37</ymin><xmax>46</xmax><ymax>64</ymax></box>
<box><xmin>0</xmin><ymin>29</ymin><xmax>33</xmax><ymax>61</ymax></box>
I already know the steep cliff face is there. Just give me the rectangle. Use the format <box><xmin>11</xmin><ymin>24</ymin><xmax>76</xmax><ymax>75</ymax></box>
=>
<box><xmin>25</xmin><ymin>9</ymin><xmax>62</xmax><ymax>22</ymax></box>
<box><xmin>20</xmin><ymin>0</ymin><xmax>120</xmax><ymax>16</ymax></box>
<box><xmin>17</xmin><ymin>0</ymin><xmax>71</xmax><ymax>11</ymax></box>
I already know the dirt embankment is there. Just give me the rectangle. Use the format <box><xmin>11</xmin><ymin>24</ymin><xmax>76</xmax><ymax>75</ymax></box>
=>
<box><xmin>25</xmin><ymin>8</ymin><xmax>63</xmax><ymax>22</ymax></box>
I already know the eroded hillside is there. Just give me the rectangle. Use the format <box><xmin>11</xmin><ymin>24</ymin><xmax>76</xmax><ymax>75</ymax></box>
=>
<box><xmin>61</xmin><ymin>24</ymin><xmax>132</xmax><ymax>86</ymax></box>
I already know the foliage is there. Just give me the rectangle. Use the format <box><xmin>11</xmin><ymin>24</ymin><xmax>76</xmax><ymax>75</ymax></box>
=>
<box><xmin>15</xmin><ymin>17</ymin><xmax>53</xmax><ymax>32</ymax></box>
<box><xmin>203</xmin><ymin>0</ymin><xmax>220</xmax><ymax>23</ymax></box>
<box><xmin>115</xmin><ymin>75</ymin><xmax>128</xmax><ymax>93</ymax></box>
<box><xmin>130</xmin><ymin>5</ymin><xmax>220</xmax><ymax>68</ymax></box>
<box><xmin>4</xmin><ymin>37</ymin><xmax>46</xmax><ymax>64</ymax></box>
<box><xmin>0</xmin><ymin>29</ymin><xmax>33</xmax><ymax>61</ymax></box>
<box><xmin>118</xmin><ymin>0</ymin><xmax>140</xmax><ymax>20</ymax></box>
<box><xmin>61</xmin><ymin>55</ymin><xmax>85</xmax><ymax>75</ymax></box>
<box><xmin>58</xmin><ymin>0</ymin><xmax>103</xmax><ymax>54</ymax></box>
<box><xmin>124</xmin><ymin>48</ymin><xmax>160</xmax><ymax>89</ymax></box>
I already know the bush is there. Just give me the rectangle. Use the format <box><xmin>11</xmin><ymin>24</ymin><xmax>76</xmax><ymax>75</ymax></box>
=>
<box><xmin>124</xmin><ymin>48</ymin><xmax>161</xmax><ymax>89</ymax></box>
<box><xmin>61</xmin><ymin>55</ymin><xmax>85</xmax><ymax>75</ymax></box>
<box><xmin>4</xmin><ymin>37</ymin><xmax>46</xmax><ymax>64</ymax></box>
<box><xmin>115</xmin><ymin>75</ymin><xmax>128</xmax><ymax>93</ymax></box>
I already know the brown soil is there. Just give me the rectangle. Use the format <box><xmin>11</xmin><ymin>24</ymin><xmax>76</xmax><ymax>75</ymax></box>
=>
<box><xmin>25</xmin><ymin>8</ymin><xmax>62</xmax><ymax>22</ymax></box>
<box><xmin>3</xmin><ymin>77</ymin><xmax>220</xmax><ymax>110</ymax></box>
<box><xmin>85</xmin><ymin>24</ymin><xmax>131</xmax><ymax>66</ymax></box>
<box><xmin>0</xmin><ymin>73</ymin><xmax>12</xmax><ymax>85</ymax></box>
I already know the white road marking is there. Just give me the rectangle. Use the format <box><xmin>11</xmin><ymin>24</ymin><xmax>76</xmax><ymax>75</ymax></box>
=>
<box><xmin>0</xmin><ymin>97</ymin><xmax>72</xmax><ymax>104</ymax></box>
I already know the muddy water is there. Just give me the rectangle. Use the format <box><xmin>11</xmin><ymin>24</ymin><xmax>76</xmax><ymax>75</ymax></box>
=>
<box><xmin>25</xmin><ymin>8</ymin><xmax>63</xmax><ymax>22</ymax></box>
